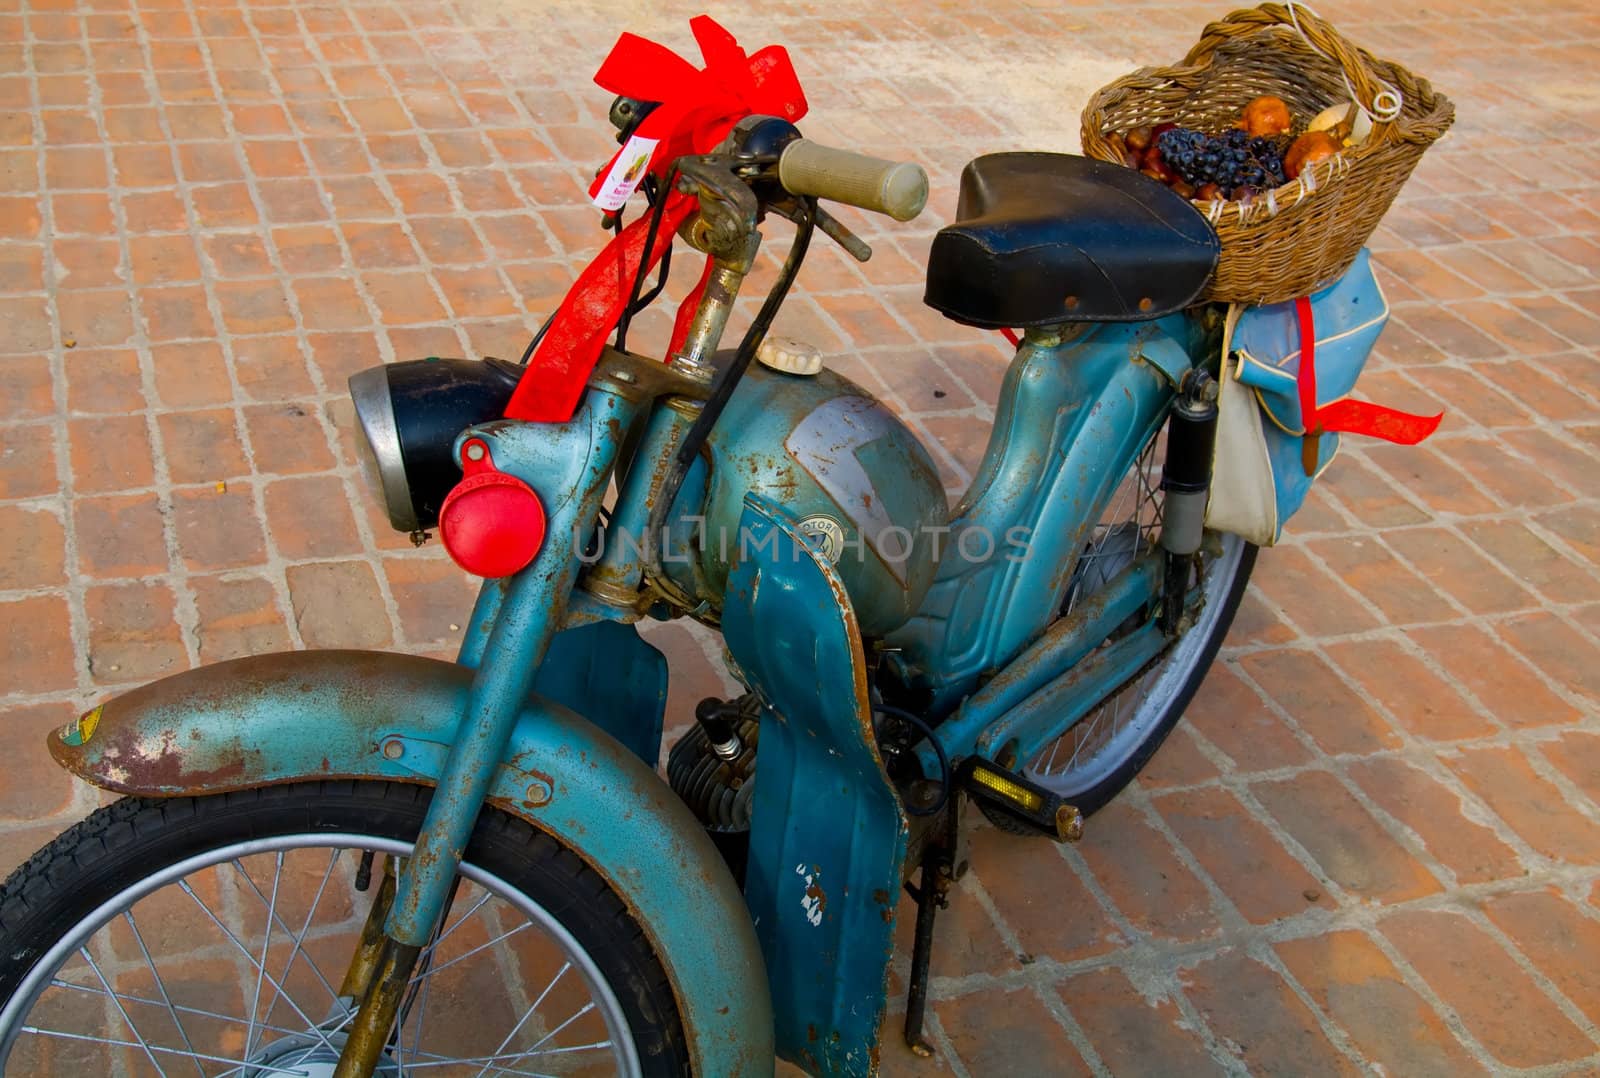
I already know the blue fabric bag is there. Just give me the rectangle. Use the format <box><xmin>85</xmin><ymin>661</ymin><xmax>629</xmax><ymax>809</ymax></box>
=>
<box><xmin>1206</xmin><ymin>249</ymin><xmax>1437</xmax><ymax>546</ymax></box>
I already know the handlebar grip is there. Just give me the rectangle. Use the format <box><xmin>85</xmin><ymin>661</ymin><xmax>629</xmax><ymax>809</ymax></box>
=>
<box><xmin>777</xmin><ymin>140</ymin><xmax>928</xmax><ymax>222</ymax></box>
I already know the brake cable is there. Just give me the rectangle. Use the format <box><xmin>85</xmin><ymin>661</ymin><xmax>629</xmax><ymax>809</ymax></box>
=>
<box><xmin>640</xmin><ymin>194</ymin><xmax>817</xmax><ymax>595</ymax></box>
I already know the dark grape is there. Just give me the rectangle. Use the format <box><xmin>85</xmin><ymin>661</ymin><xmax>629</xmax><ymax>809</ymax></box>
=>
<box><xmin>1154</xmin><ymin>124</ymin><xmax>1291</xmax><ymax>199</ymax></box>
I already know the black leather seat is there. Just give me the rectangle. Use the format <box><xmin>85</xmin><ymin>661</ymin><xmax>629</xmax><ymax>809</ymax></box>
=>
<box><xmin>924</xmin><ymin>153</ymin><xmax>1220</xmax><ymax>328</ymax></box>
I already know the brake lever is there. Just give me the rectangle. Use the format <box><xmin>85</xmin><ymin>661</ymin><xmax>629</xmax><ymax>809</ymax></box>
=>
<box><xmin>815</xmin><ymin>206</ymin><xmax>873</xmax><ymax>263</ymax></box>
<box><xmin>768</xmin><ymin>198</ymin><xmax>872</xmax><ymax>263</ymax></box>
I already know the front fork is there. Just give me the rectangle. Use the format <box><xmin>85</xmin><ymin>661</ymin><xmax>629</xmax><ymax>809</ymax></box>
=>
<box><xmin>333</xmin><ymin>387</ymin><xmax>641</xmax><ymax>1076</ymax></box>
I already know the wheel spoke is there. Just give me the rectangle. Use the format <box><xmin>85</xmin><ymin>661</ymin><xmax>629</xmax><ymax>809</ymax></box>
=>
<box><xmin>177</xmin><ymin>879</ymin><xmax>342</xmax><ymax>1059</ymax></box>
<box><xmin>471</xmin><ymin>962</ymin><xmax>569</xmax><ymax>1078</ymax></box>
<box><xmin>121</xmin><ymin>911</ymin><xmax>207</xmax><ymax>1077</ymax></box>
<box><xmin>242</xmin><ymin>852</ymin><xmax>283</xmax><ymax>1061</ymax></box>
<box><xmin>77</xmin><ymin>946</ymin><xmax>168</xmax><ymax>1077</ymax></box>
<box><xmin>18</xmin><ymin>1024</ymin><xmax>310</xmax><ymax>1073</ymax></box>
<box><xmin>47</xmin><ymin>977</ymin><xmax>329</xmax><ymax>1045</ymax></box>
<box><xmin>246</xmin><ymin>847</ymin><xmax>343</xmax><ymax>1051</ymax></box>
<box><xmin>228</xmin><ymin>855</ymin><xmax>343</xmax><ymax>1007</ymax></box>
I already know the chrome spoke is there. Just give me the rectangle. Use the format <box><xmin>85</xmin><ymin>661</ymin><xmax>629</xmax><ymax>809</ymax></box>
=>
<box><xmin>78</xmin><ymin>945</ymin><xmax>168</xmax><ymax>1076</ymax></box>
<box><xmin>48</xmin><ymin>977</ymin><xmax>325</xmax><ymax>1043</ymax></box>
<box><xmin>177</xmin><ymin>879</ymin><xmax>342</xmax><ymax>1059</ymax></box>
<box><xmin>415</xmin><ymin>921</ymin><xmax>532</xmax><ymax>980</ymax></box>
<box><xmin>248</xmin><ymin>847</ymin><xmax>343</xmax><ymax>1050</ymax></box>
<box><xmin>121</xmin><ymin>911</ymin><xmax>207</xmax><ymax>1077</ymax></box>
<box><xmin>242</xmin><ymin>852</ymin><xmax>283</xmax><ymax>1061</ymax></box>
<box><xmin>18</xmin><ymin>1024</ymin><xmax>314</xmax><ymax>1072</ymax></box>
<box><xmin>229</xmin><ymin>856</ymin><xmax>343</xmax><ymax>1007</ymax></box>
<box><xmin>472</xmin><ymin>962</ymin><xmax>570</xmax><ymax>1078</ymax></box>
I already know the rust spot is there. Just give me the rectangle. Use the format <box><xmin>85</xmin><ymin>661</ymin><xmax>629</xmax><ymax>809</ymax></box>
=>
<box><xmin>805</xmin><ymin>882</ymin><xmax>827</xmax><ymax>913</ymax></box>
<box><xmin>807</xmin><ymin>1024</ymin><xmax>818</xmax><ymax>1043</ymax></box>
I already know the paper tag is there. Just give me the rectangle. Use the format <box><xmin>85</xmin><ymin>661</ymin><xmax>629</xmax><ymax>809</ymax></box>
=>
<box><xmin>592</xmin><ymin>135</ymin><xmax>659</xmax><ymax>211</ymax></box>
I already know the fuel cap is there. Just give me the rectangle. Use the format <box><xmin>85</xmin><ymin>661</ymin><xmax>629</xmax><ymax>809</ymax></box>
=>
<box><xmin>756</xmin><ymin>336</ymin><xmax>822</xmax><ymax>376</ymax></box>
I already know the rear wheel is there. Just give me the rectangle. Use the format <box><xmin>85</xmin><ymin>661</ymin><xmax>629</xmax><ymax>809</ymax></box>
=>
<box><xmin>0</xmin><ymin>780</ymin><xmax>689</xmax><ymax>1076</ymax></box>
<box><xmin>995</xmin><ymin>435</ymin><xmax>1258</xmax><ymax>821</ymax></box>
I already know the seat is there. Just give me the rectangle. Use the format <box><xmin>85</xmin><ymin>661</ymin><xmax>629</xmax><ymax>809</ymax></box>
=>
<box><xmin>923</xmin><ymin>153</ymin><xmax>1220</xmax><ymax>329</ymax></box>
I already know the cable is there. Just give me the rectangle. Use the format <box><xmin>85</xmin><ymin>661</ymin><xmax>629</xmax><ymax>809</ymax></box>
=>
<box><xmin>615</xmin><ymin>166</ymin><xmax>678</xmax><ymax>355</ymax></box>
<box><xmin>640</xmin><ymin>196</ymin><xmax>817</xmax><ymax>588</ymax></box>
<box><xmin>514</xmin><ymin>311</ymin><xmax>557</xmax><ymax>367</ymax></box>
<box><xmin>877</xmin><ymin>704</ymin><xmax>950</xmax><ymax>817</ymax></box>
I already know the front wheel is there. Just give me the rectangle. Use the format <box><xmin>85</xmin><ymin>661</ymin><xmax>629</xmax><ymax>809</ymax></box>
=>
<box><xmin>0</xmin><ymin>780</ymin><xmax>689</xmax><ymax>1076</ymax></box>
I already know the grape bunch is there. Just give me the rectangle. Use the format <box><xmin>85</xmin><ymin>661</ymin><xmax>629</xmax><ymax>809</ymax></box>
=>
<box><xmin>1156</xmin><ymin>126</ymin><xmax>1288</xmax><ymax>199</ymax></box>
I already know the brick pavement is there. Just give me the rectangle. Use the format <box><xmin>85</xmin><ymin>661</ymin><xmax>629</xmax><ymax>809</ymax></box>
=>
<box><xmin>1</xmin><ymin>0</ymin><xmax>1598</xmax><ymax>1074</ymax></box>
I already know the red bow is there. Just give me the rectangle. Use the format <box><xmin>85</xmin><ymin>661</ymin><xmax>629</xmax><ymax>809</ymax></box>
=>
<box><xmin>503</xmin><ymin>17</ymin><xmax>808</xmax><ymax>423</ymax></box>
<box><xmin>1294</xmin><ymin>295</ymin><xmax>1442</xmax><ymax>474</ymax></box>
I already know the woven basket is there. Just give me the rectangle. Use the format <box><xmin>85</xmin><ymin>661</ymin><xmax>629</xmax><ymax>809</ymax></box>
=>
<box><xmin>1081</xmin><ymin>3</ymin><xmax>1454</xmax><ymax>305</ymax></box>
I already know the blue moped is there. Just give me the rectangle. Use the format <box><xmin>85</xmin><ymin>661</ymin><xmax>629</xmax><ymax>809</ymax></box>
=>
<box><xmin>0</xmin><ymin>27</ymin><xmax>1282</xmax><ymax>1078</ymax></box>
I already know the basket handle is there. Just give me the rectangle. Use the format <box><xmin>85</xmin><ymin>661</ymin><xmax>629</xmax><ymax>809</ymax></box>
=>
<box><xmin>1182</xmin><ymin>2</ymin><xmax>1403</xmax><ymax>143</ymax></box>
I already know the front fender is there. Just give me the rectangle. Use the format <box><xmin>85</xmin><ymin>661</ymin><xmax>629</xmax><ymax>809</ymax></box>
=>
<box><xmin>50</xmin><ymin>649</ymin><xmax>774</xmax><ymax>1076</ymax></box>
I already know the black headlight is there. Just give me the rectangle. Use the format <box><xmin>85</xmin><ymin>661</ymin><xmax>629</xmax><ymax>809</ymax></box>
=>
<box><xmin>349</xmin><ymin>357</ymin><xmax>523</xmax><ymax>533</ymax></box>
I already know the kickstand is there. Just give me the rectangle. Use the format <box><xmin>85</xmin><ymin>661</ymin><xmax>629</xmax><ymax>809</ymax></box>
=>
<box><xmin>903</xmin><ymin>798</ymin><xmax>962</xmax><ymax>1056</ymax></box>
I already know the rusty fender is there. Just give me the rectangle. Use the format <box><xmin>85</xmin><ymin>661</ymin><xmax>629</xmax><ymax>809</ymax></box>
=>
<box><xmin>50</xmin><ymin>648</ymin><xmax>775</xmax><ymax>1076</ymax></box>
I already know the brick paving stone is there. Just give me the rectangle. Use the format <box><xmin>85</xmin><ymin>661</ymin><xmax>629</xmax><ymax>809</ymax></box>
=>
<box><xmin>1483</xmin><ymin>889</ymin><xmax>1600</xmax><ymax>1027</ymax></box>
<box><xmin>1538</xmin><ymin>731</ymin><xmax>1600</xmax><ymax>807</ymax></box>
<box><xmin>934</xmin><ymin>985</ymin><xmax>1089</xmax><ymax>1076</ymax></box>
<box><xmin>1153</xmin><ymin>786</ymin><xmax>1332</xmax><ymax>923</ymax></box>
<box><xmin>1239</xmin><ymin>649</ymin><xmax>1403</xmax><ymax>757</ymax></box>
<box><xmin>0</xmin><ymin>595</ymin><xmax>76</xmax><ymax>695</ymax></box>
<box><xmin>1406</xmin><ymin>622</ymin><xmax>1582</xmax><ymax>729</ymax></box>
<box><xmin>1057</xmin><ymin>967</ymin><xmax>1227</xmax><ymax>1077</ymax></box>
<box><xmin>1072</xmin><ymin>799</ymin><xmax>1222</xmax><ymax>942</ymax></box>
<box><xmin>1381</xmin><ymin>908</ymin><xmax>1597</xmax><ymax>1069</ymax></box>
<box><xmin>967</xmin><ymin>828</ymin><xmax>1123</xmax><ymax>962</ymax></box>
<box><xmin>1252</xmin><ymin>770</ymin><xmax>1443</xmax><ymax>903</ymax></box>
<box><xmin>1304</xmin><ymin>537</ymin><xmax>1460</xmax><ymax>626</ymax></box>
<box><xmin>1344</xmin><ymin>756</ymin><xmax>1525</xmax><ymax>885</ymax></box>
<box><xmin>1322</xmin><ymin>638</ymin><xmax>1499</xmax><ymax>743</ymax></box>
<box><xmin>189</xmin><ymin>572</ymin><xmax>290</xmax><ymax>663</ymax></box>
<box><xmin>84</xmin><ymin>580</ymin><xmax>186</xmax><ymax>684</ymax></box>
<box><xmin>0</xmin><ymin>702</ymin><xmax>78</xmax><ymax>821</ymax></box>
<box><xmin>1181</xmin><ymin>949</ymin><xmax>1362</xmax><ymax>1077</ymax></box>
<box><xmin>1497</xmin><ymin>612</ymin><xmax>1600</xmax><ymax>702</ymax></box>
<box><xmin>1274</xmin><ymin>930</ymin><xmax>1487</xmax><ymax>1077</ymax></box>
<box><xmin>0</xmin><ymin>503</ymin><xmax>65</xmax><ymax>590</ymax></box>
<box><xmin>1445</xmin><ymin>745</ymin><xmax>1600</xmax><ymax>865</ymax></box>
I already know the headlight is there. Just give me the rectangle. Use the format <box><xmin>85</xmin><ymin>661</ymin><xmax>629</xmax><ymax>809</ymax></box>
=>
<box><xmin>349</xmin><ymin>357</ymin><xmax>523</xmax><ymax>533</ymax></box>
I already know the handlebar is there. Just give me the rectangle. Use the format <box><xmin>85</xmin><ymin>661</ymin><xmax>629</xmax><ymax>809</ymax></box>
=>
<box><xmin>777</xmin><ymin>139</ymin><xmax>928</xmax><ymax>222</ymax></box>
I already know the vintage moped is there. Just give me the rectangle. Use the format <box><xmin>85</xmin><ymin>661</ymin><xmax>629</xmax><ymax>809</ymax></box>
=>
<box><xmin>0</xmin><ymin>14</ymin><xmax>1427</xmax><ymax>1078</ymax></box>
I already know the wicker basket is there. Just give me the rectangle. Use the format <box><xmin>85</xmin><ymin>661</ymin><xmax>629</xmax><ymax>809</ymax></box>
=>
<box><xmin>1081</xmin><ymin>2</ymin><xmax>1454</xmax><ymax>305</ymax></box>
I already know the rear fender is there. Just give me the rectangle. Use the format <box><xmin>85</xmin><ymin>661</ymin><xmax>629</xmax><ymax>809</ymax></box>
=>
<box><xmin>49</xmin><ymin>648</ymin><xmax>773</xmax><ymax>1076</ymax></box>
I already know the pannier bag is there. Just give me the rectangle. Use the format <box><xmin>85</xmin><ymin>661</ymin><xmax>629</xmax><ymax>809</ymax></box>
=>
<box><xmin>1205</xmin><ymin>248</ymin><xmax>1441</xmax><ymax>546</ymax></box>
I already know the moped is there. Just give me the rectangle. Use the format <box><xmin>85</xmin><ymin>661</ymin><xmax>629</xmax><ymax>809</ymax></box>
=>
<box><xmin>0</xmin><ymin>15</ymin><xmax>1407</xmax><ymax>1078</ymax></box>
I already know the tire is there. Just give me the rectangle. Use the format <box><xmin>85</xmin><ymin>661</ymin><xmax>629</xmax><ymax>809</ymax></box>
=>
<box><xmin>0</xmin><ymin>780</ymin><xmax>689</xmax><ymax>1077</ymax></box>
<box><xmin>1003</xmin><ymin>535</ymin><xmax>1257</xmax><ymax>822</ymax></box>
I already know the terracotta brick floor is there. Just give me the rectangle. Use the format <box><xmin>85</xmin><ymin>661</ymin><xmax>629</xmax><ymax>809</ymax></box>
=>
<box><xmin>2</xmin><ymin>0</ymin><xmax>1598</xmax><ymax>1073</ymax></box>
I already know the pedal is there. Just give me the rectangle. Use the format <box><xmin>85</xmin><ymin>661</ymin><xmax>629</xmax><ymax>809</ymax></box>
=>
<box><xmin>962</xmin><ymin>758</ymin><xmax>1084</xmax><ymax>842</ymax></box>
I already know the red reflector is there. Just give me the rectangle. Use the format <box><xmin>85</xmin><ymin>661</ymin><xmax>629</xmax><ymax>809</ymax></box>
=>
<box><xmin>439</xmin><ymin>439</ymin><xmax>546</xmax><ymax>579</ymax></box>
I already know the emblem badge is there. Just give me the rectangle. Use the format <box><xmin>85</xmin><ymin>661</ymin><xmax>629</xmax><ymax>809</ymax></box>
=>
<box><xmin>796</xmin><ymin>515</ymin><xmax>846</xmax><ymax>563</ymax></box>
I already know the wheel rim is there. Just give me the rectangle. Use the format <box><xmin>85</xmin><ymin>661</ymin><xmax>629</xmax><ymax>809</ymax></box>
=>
<box><xmin>1026</xmin><ymin>434</ymin><xmax>1247</xmax><ymax>800</ymax></box>
<box><xmin>0</xmin><ymin>833</ymin><xmax>642</xmax><ymax>1077</ymax></box>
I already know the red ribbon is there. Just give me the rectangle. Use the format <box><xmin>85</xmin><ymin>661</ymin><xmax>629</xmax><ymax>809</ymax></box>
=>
<box><xmin>1294</xmin><ymin>295</ymin><xmax>1442</xmax><ymax>467</ymax></box>
<box><xmin>504</xmin><ymin>17</ymin><xmax>808</xmax><ymax>423</ymax></box>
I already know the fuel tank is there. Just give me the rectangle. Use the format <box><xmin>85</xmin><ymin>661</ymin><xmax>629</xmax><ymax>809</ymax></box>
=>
<box><xmin>665</xmin><ymin>363</ymin><xmax>948</xmax><ymax>637</ymax></box>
